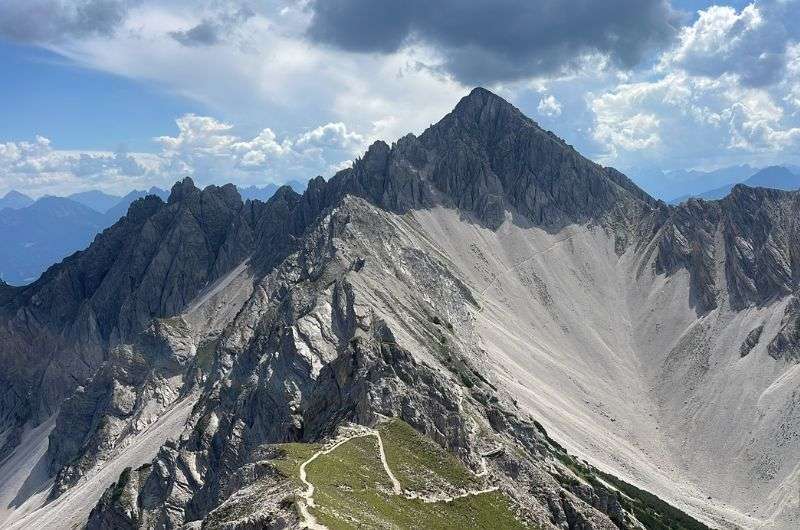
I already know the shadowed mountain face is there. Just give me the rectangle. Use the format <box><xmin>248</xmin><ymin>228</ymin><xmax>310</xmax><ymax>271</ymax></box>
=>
<box><xmin>1</xmin><ymin>88</ymin><xmax>799</xmax><ymax>529</ymax></box>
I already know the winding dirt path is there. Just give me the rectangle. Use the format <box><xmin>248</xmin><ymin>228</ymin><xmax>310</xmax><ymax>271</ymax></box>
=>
<box><xmin>296</xmin><ymin>427</ymin><xmax>499</xmax><ymax>529</ymax></box>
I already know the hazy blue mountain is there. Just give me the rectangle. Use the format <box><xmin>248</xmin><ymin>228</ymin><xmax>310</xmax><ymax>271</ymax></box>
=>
<box><xmin>671</xmin><ymin>166</ymin><xmax>800</xmax><ymax>203</ymax></box>
<box><xmin>67</xmin><ymin>190</ymin><xmax>122</xmax><ymax>213</ymax></box>
<box><xmin>629</xmin><ymin>164</ymin><xmax>755</xmax><ymax>201</ymax></box>
<box><xmin>103</xmin><ymin>187</ymin><xmax>168</xmax><ymax>222</ymax></box>
<box><xmin>0</xmin><ymin>190</ymin><xmax>34</xmax><ymax>210</ymax></box>
<box><xmin>237</xmin><ymin>181</ymin><xmax>306</xmax><ymax>201</ymax></box>
<box><xmin>0</xmin><ymin>196</ymin><xmax>106</xmax><ymax>285</ymax></box>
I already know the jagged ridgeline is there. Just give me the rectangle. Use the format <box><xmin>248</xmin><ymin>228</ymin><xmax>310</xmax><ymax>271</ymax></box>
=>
<box><xmin>1</xmin><ymin>88</ymin><xmax>799</xmax><ymax>529</ymax></box>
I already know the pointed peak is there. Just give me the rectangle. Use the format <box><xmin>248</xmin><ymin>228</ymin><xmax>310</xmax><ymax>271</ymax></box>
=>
<box><xmin>168</xmin><ymin>177</ymin><xmax>199</xmax><ymax>204</ymax></box>
<box><xmin>465</xmin><ymin>86</ymin><xmax>503</xmax><ymax>101</ymax></box>
<box><xmin>431</xmin><ymin>87</ymin><xmax>534</xmax><ymax>141</ymax></box>
<box><xmin>452</xmin><ymin>87</ymin><xmax>523</xmax><ymax>118</ymax></box>
<box><xmin>3</xmin><ymin>190</ymin><xmax>30</xmax><ymax>199</ymax></box>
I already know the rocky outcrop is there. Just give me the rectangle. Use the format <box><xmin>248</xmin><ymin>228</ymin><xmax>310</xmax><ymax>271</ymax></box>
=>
<box><xmin>0</xmin><ymin>181</ymin><xmax>253</xmax><ymax>454</ymax></box>
<box><xmin>740</xmin><ymin>325</ymin><xmax>764</xmax><ymax>357</ymax></box>
<box><xmin>652</xmin><ymin>199</ymin><xmax>721</xmax><ymax>311</ymax></box>
<box><xmin>768</xmin><ymin>298</ymin><xmax>800</xmax><ymax>360</ymax></box>
<box><xmin>47</xmin><ymin>316</ymin><xmax>202</xmax><ymax>496</ymax></box>
<box><xmin>650</xmin><ymin>185</ymin><xmax>800</xmax><ymax>313</ymax></box>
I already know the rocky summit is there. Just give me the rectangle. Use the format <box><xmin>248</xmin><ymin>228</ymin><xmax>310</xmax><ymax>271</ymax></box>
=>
<box><xmin>1</xmin><ymin>88</ymin><xmax>799</xmax><ymax>529</ymax></box>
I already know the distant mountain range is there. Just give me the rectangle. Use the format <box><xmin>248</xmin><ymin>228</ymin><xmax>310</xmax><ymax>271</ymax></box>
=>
<box><xmin>670</xmin><ymin>165</ymin><xmax>800</xmax><ymax>203</ymax></box>
<box><xmin>629</xmin><ymin>164</ymin><xmax>755</xmax><ymax>201</ymax></box>
<box><xmin>0</xmin><ymin>190</ymin><xmax>34</xmax><ymax>210</ymax></box>
<box><xmin>67</xmin><ymin>190</ymin><xmax>126</xmax><ymax>213</ymax></box>
<box><xmin>237</xmin><ymin>181</ymin><xmax>306</xmax><ymax>201</ymax></box>
<box><xmin>0</xmin><ymin>183</ymin><xmax>300</xmax><ymax>285</ymax></box>
<box><xmin>4</xmin><ymin>162</ymin><xmax>795</xmax><ymax>287</ymax></box>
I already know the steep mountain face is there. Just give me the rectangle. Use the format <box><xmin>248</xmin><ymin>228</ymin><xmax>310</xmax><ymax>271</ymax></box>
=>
<box><xmin>1</xmin><ymin>88</ymin><xmax>799</xmax><ymax>529</ymax></box>
<box><xmin>0</xmin><ymin>183</ymin><xmax>252</xmax><ymax>447</ymax></box>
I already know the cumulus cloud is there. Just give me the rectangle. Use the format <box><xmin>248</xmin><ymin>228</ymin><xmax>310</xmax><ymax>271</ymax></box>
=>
<box><xmin>582</xmin><ymin>1</ymin><xmax>800</xmax><ymax>172</ymax></box>
<box><xmin>154</xmin><ymin>114</ymin><xmax>366</xmax><ymax>180</ymax></box>
<box><xmin>537</xmin><ymin>95</ymin><xmax>563</xmax><ymax>117</ymax></box>
<box><xmin>0</xmin><ymin>0</ymin><xmax>139</xmax><ymax>43</ymax></box>
<box><xmin>307</xmin><ymin>0</ymin><xmax>678</xmax><ymax>84</ymax></box>
<box><xmin>0</xmin><ymin>114</ymin><xmax>369</xmax><ymax>197</ymax></box>
<box><xmin>590</xmin><ymin>69</ymin><xmax>800</xmax><ymax>170</ymax></box>
<box><xmin>658</xmin><ymin>2</ymin><xmax>797</xmax><ymax>87</ymax></box>
<box><xmin>0</xmin><ymin>135</ymin><xmax>160</xmax><ymax>196</ymax></box>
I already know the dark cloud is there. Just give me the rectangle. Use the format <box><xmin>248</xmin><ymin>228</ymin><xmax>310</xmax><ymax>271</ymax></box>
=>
<box><xmin>0</xmin><ymin>0</ymin><xmax>137</xmax><ymax>43</ymax></box>
<box><xmin>171</xmin><ymin>20</ymin><xmax>221</xmax><ymax>46</ymax></box>
<box><xmin>170</xmin><ymin>7</ymin><xmax>254</xmax><ymax>47</ymax></box>
<box><xmin>307</xmin><ymin>0</ymin><xmax>679</xmax><ymax>83</ymax></box>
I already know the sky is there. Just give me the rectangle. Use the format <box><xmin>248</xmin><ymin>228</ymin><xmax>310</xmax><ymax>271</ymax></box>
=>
<box><xmin>0</xmin><ymin>0</ymin><xmax>799</xmax><ymax>199</ymax></box>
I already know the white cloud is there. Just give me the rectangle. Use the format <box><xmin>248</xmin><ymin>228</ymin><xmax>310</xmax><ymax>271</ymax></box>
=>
<box><xmin>46</xmin><ymin>1</ymin><xmax>467</xmax><ymax>154</ymax></box>
<box><xmin>0</xmin><ymin>114</ymin><xmax>370</xmax><ymax>197</ymax></box>
<box><xmin>584</xmin><ymin>2</ymin><xmax>800</xmax><ymax>170</ymax></box>
<box><xmin>0</xmin><ymin>135</ymin><xmax>163</xmax><ymax>196</ymax></box>
<box><xmin>153</xmin><ymin>113</ymin><xmax>366</xmax><ymax>181</ymax></box>
<box><xmin>589</xmin><ymin>70</ymin><xmax>800</xmax><ymax>167</ymax></box>
<box><xmin>660</xmin><ymin>4</ymin><xmax>763</xmax><ymax>73</ymax></box>
<box><xmin>295</xmin><ymin>122</ymin><xmax>365</xmax><ymax>151</ymax></box>
<box><xmin>537</xmin><ymin>95</ymin><xmax>562</xmax><ymax>117</ymax></box>
<box><xmin>4</xmin><ymin>0</ymin><xmax>800</xmax><ymax>187</ymax></box>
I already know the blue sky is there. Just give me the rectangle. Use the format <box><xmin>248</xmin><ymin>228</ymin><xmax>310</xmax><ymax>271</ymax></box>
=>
<box><xmin>1</xmin><ymin>0</ymin><xmax>799</xmax><ymax>199</ymax></box>
<box><xmin>0</xmin><ymin>41</ymin><xmax>199</xmax><ymax>151</ymax></box>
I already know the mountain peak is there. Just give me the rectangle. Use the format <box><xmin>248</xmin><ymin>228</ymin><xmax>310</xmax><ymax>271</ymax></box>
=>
<box><xmin>461</xmin><ymin>86</ymin><xmax>508</xmax><ymax>106</ymax></box>
<box><xmin>168</xmin><ymin>177</ymin><xmax>199</xmax><ymax>203</ymax></box>
<box><xmin>0</xmin><ymin>189</ymin><xmax>34</xmax><ymax>210</ymax></box>
<box><xmin>449</xmin><ymin>87</ymin><xmax>529</xmax><ymax>128</ymax></box>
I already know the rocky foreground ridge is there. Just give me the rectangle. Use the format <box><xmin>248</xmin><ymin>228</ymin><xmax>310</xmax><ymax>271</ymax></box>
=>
<box><xmin>1</xmin><ymin>88</ymin><xmax>799</xmax><ymax>529</ymax></box>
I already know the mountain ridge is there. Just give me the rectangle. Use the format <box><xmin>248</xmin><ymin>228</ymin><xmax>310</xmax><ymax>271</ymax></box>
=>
<box><xmin>1</xmin><ymin>87</ymin><xmax>799</xmax><ymax>529</ymax></box>
<box><xmin>0</xmin><ymin>190</ymin><xmax>34</xmax><ymax>211</ymax></box>
<box><xmin>671</xmin><ymin>165</ymin><xmax>800</xmax><ymax>203</ymax></box>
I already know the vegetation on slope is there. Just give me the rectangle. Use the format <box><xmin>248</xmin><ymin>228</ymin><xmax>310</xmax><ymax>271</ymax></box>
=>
<box><xmin>270</xmin><ymin>420</ymin><xmax>528</xmax><ymax>529</ymax></box>
<box><xmin>533</xmin><ymin>422</ymin><xmax>710</xmax><ymax>530</ymax></box>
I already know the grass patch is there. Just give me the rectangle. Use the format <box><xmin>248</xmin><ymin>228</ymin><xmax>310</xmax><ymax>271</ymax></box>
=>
<box><xmin>595</xmin><ymin>470</ymin><xmax>710</xmax><ymax>530</ymax></box>
<box><xmin>305</xmin><ymin>433</ymin><xmax>527</xmax><ymax>529</ymax></box>
<box><xmin>553</xmin><ymin>450</ymin><xmax>708</xmax><ymax>530</ymax></box>
<box><xmin>270</xmin><ymin>442</ymin><xmax>323</xmax><ymax>485</ymax></box>
<box><xmin>378</xmin><ymin>419</ymin><xmax>478</xmax><ymax>492</ymax></box>
<box><xmin>265</xmin><ymin>420</ymin><xmax>528</xmax><ymax>529</ymax></box>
